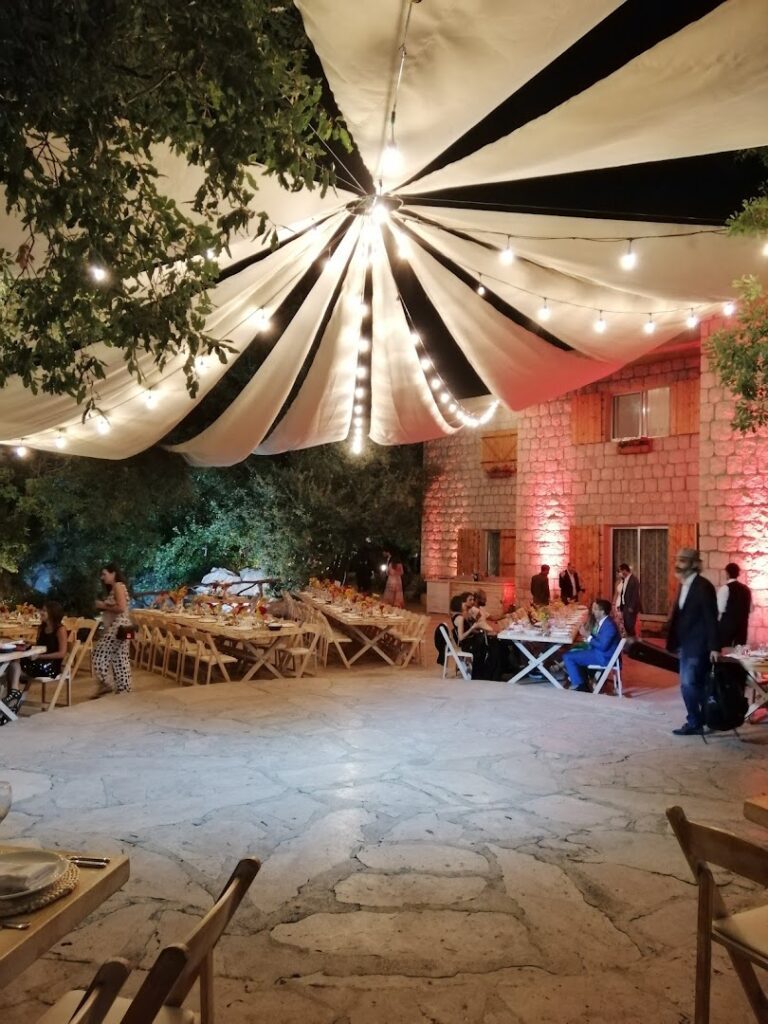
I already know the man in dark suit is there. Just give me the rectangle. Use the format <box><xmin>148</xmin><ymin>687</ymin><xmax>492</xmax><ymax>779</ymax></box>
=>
<box><xmin>717</xmin><ymin>562</ymin><xmax>752</xmax><ymax>648</ymax></box>
<box><xmin>530</xmin><ymin>565</ymin><xmax>550</xmax><ymax>606</ymax></box>
<box><xmin>558</xmin><ymin>562</ymin><xmax>585</xmax><ymax>605</ymax></box>
<box><xmin>666</xmin><ymin>547</ymin><xmax>720</xmax><ymax>736</ymax></box>
<box><xmin>562</xmin><ymin>598</ymin><xmax>621</xmax><ymax>692</ymax></box>
<box><xmin>616</xmin><ymin>563</ymin><xmax>642</xmax><ymax>637</ymax></box>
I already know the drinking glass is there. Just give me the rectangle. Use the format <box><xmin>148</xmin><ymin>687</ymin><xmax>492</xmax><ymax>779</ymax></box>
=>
<box><xmin>0</xmin><ymin>782</ymin><xmax>11</xmax><ymax>825</ymax></box>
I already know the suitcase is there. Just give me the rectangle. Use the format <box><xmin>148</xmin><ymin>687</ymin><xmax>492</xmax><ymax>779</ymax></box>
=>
<box><xmin>624</xmin><ymin>639</ymin><xmax>680</xmax><ymax>674</ymax></box>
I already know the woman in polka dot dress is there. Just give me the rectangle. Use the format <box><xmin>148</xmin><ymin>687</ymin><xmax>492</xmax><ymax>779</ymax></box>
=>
<box><xmin>92</xmin><ymin>564</ymin><xmax>132</xmax><ymax>695</ymax></box>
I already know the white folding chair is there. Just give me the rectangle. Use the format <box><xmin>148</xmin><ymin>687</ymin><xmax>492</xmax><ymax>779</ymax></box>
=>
<box><xmin>439</xmin><ymin>624</ymin><xmax>473</xmax><ymax>681</ymax></box>
<box><xmin>589</xmin><ymin>637</ymin><xmax>627</xmax><ymax>697</ymax></box>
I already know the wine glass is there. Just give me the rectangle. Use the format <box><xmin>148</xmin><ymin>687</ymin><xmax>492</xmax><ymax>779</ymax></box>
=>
<box><xmin>0</xmin><ymin>782</ymin><xmax>11</xmax><ymax>826</ymax></box>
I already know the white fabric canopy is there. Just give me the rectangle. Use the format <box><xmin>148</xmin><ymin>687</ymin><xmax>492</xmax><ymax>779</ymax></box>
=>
<box><xmin>1</xmin><ymin>0</ymin><xmax>768</xmax><ymax>461</ymax></box>
<box><xmin>405</xmin><ymin>0</ymin><xmax>768</xmax><ymax>195</ymax></box>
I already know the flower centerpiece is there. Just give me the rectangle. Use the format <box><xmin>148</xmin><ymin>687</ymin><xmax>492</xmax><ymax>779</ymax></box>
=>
<box><xmin>168</xmin><ymin>585</ymin><xmax>189</xmax><ymax>611</ymax></box>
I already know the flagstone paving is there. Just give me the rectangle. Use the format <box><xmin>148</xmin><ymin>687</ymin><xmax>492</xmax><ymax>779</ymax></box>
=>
<box><xmin>0</xmin><ymin>666</ymin><xmax>766</xmax><ymax>1022</ymax></box>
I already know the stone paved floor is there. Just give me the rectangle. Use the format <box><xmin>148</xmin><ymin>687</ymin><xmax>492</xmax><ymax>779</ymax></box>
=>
<box><xmin>0</xmin><ymin>664</ymin><xmax>767</xmax><ymax>1023</ymax></box>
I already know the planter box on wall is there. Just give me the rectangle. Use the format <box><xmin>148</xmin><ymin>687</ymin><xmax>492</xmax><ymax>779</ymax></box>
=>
<box><xmin>616</xmin><ymin>437</ymin><xmax>652</xmax><ymax>455</ymax></box>
<box><xmin>481</xmin><ymin>430</ymin><xmax>517</xmax><ymax>477</ymax></box>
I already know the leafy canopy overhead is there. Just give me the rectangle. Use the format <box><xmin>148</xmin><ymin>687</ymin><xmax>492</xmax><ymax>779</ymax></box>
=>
<box><xmin>0</xmin><ymin>0</ymin><xmax>347</xmax><ymax>410</ymax></box>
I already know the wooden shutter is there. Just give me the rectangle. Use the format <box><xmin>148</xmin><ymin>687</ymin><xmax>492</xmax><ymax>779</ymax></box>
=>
<box><xmin>499</xmin><ymin>530</ymin><xmax>516</xmax><ymax>577</ymax></box>
<box><xmin>480</xmin><ymin>431</ymin><xmax>517</xmax><ymax>476</ymax></box>
<box><xmin>456</xmin><ymin>528</ymin><xmax>482</xmax><ymax>576</ymax></box>
<box><xmin>670</xmin><ymin>378</ymin><xmax>699</xmax><ymax>435</ymax></box>
<box><xmin>667</xmin><ymin>522</ymin><xmax>699</xmax><ymax>605</ymax></box>
<box><xmin>571</xmin><ymin>393</ymin><xmax>606</xmax><ymax>444</ymax></box>
<box><xmin>567</xmin><ymin>524</ymin><xmax>601</xmax><ymax>599</ymax></box>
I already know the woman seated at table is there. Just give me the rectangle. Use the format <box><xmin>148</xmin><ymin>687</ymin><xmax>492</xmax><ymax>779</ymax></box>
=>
<box><xmin>4</xmin><ymin>601</ymin><xmax>68</xmax><ymax>715</ymax></box>
<box><xmin>562</xmin><ymin>598</ymin><xmax>620</xmax><ymax>692</ymax></box>
<box><xmin>451</xmin><ymin>592</ymin><xmax>486</xmax><ymax>679</ymax></box>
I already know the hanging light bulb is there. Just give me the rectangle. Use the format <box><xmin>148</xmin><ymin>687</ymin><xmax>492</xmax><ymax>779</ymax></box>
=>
<box><xmin>429</xmin><ymin>377</ymin><xmax>441</xmax><ymax>391</ymax></box>
<box><xmin>354</xmin><ymin>415</ymin><xmax>363</xmax><ymax>427</ymax></box>
<box><xmin>686</xmin><ymin>309</ymin><xmax>699</xmax><ymax>329</ymax></box>
<box><xmin>54</xmin><ymin>431</ymin><xmax>67</xmax><ymax>450</ymax></box>
<box><xmin>143</xmin><ymin>389</ymin><xmax>157</xmax><ymax>409</ymax></box>
<box><xmin>205</xmin><ymin>248</ymin><xmax>216</xmax><ymax>260</ymax></box>
<box><xmin>420</xmin><ymin>355</ymin><xmax>432</xmax><ymax>370</ymax></box>
<box><xmin>476</xmin><ymin>282</ymin><xmax>486</xmax><ymax>297</ymax></box>
<box><xmin>381</xmin><ymin>142</ymin><xmax>403</xmax><ymax>177</ymax></box>
<box><xmin>410</xmin><ymin>331</ymin><xmax>421</xmax><ymax>346</ymax></box>
<box><xmin>594</xmin><ymin>312</ymin><xmax>607</xmax><ymax>334</ymax></box>
<box><xmin>439</xmin><ymin>391</ymin><xmax>450</xmax><ymax>404</ymax></box>
<box><xmin>620</xmin><ymin>241</ymin><xmax>637</xmax><ymax>270</ymax></box>
<box><xmin>95</xmin><ymin>415</ymin><xmax>111</xmax><ymax>435</ymax></box>
<box><xmin>355</xmin><ymin>386</ymin><xmax>366</xmax><ymax>399</ymax></box>
<box><xmin>14</xmin><ymin>444</ymin><xmax>28</xmax><ymax>458</ymax></box>
<box><xmin>499</xmin><ymin>237</ymin><xmax>515</xmax><ymax>265</ymax></box>
<box><xmin>723</xmin><ymin>301</ymin><xmax>735</xmax><ymax>316</ymax></box>
<box><xmin>350</xmin><ymin>434</ymin><xmax>364</xmax><ymax>455</ymax></box>
<box><xmin>359</xmin><ymin>300</ymin><xmax>369</xmax><ymax>316</ymax></box>
<box><xmin>355</xmin><ymin>366</ymin><xmax>368</xmax><ymax>380</ymax></box>
<box><xmin>89</xmin><ymin>265</ymin><xmax>108</xmax><ymax>283</ymax></box>
<box><xmin>354</xmin><ymin>403</ymin><xmax>363</xmax><ymax>415</ymax></box>
<box><xmin>537</xmin><ymin>299</ymin><xmax>551</xmax><ymax>322</ymax></box>
<box><xmin>448</xmin><ymin>402</ymin><xmax>457</xmax><ymax>413</ymax></box>
<box><xmin>643</xmin><ymin>314</ymin><xmax>656</xmax><ymax>335</ymax></box>
<box><xmin>359</xmin><ymin>337</ymin><xmax>371</xmax><ymax>354</ymax></box>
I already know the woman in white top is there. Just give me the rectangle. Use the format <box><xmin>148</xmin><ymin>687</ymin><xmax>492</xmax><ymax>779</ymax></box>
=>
<box><xmin>92</xmin><ymin>564</ymin><xmax>132</xmax><ymax>695</ymax></box>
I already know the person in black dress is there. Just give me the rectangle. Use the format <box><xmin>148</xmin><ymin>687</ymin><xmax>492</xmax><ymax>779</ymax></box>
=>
<box><xmin>3</xmin><ymin>601</ymin><xmax>68</xmax><ymax>719</ymax></box>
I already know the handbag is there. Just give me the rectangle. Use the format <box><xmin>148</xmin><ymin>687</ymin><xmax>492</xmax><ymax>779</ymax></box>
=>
<box><xmin>115</xmin><ymin>622</ymin><xmax>136</xmax><ymax>642</ymax></box>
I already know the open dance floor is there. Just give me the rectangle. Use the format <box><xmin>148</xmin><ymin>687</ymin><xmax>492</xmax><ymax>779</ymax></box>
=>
<box><xmin>1</xmin><ymin>668</ymin><xmax>766</xmax><ymax>1023</ymax></box>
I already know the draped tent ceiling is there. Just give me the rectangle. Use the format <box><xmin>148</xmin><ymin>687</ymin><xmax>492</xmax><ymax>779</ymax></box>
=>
<box><xmin>1</xmin><ymin>0</ymin><xmax>767</xmax><ymax>461</ymax></box>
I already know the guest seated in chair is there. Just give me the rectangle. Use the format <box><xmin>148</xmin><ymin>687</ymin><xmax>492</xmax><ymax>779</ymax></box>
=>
<box><xmin>562</xmin><ymin>599</ymin><xmax>620</xmax><ymax>692</ymax></box>
<box><xmin>3</xmin><ymin>601</ymin><xmax>68</xmax><ymax>717</ymax></box>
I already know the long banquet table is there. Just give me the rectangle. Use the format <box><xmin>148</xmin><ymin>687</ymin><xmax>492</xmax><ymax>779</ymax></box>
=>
<box><xmin>299</xmin><ymin>592</ymin><xmax>411</xmax><ymax>667</ymax></box>
<box><xmin>497</xmin><ymin>613</ymin><xmax>585</xmax><ymax>688</ymax></box>
<box><xmin>0</xmin><ymin>646</ymin><xmax>46</xmax><ymax>722</ymax></box>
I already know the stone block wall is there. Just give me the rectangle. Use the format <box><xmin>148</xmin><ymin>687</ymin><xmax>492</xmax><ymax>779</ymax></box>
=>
<box><xmin>421</xmin><ymin>404</ymin><xmax>518</xmax><ymax>578</ymax></box>
<box><xmin>699</xmin><ymin>318</ymin><xmax>768</xmax><ymax>644</ymax></box>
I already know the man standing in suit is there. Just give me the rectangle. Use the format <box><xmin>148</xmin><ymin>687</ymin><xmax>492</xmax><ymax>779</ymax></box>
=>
<box><xmin>530</xmin><ymin>565</ymin><xmax>550</xmax><ymax>606</ymax></box>
<box><xmin>616</xmin><ymin>563</ymin><xmax>642</xmax><ymax>637</ymax></box>
<box><xmin>717</xmin><ymin>562</ymin><xmax>752</xmax><ymax>648</ymax></box>
<box><xmin>666</xmin><ymin>547</ymin><xmax>720</xmax><ymax>736</ymax></box>
<box><xmin>562</xmin><ymin>599</ymin><xmax>621</xmax><ymax>692</ymax></box>
<box><xmin>558</xmin><ymin>562</ymin><xmax>585</xmax><ymax>605</ymax></box>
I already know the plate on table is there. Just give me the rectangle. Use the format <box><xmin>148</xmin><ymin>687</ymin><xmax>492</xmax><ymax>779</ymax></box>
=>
<box><xmin>0</xmin><ymin>850</ymin><xmax>68</xmax><ymax>901</ymax></box>
<box><xmin>0</xmin><ymin>642</ymin><xmax>17</xmax><ymax>652</ymax></box>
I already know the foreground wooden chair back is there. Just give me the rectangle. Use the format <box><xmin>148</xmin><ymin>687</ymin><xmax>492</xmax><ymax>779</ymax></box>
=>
<box><xmin>439</xmin><ymin>624</ymin><xmax>472</xmax><ymax>681</ymax></box>
<box><xmin>41</xmin><ymin>858</ymin><xmax>260</xmax><ymax>1024</ymax></box>
<box><xmin>666</xmin><ymin>805</ymin><xmax>768</xmax><ymax>1023</ymax></box>
<box><xmin>26</xmin><ymin>640</ymin><xmax>82</xmax><ymax>712</ymax></box>
<box><xmin>37</xmin><ymin>958</ymin><xmax>130</xmax><ymax>1023</ymax></box>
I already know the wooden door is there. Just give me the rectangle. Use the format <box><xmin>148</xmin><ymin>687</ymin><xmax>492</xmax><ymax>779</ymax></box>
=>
<box><xmin>568</xmin><ymin>524</ymin><xmax>601</xmax><ymax>600</ymax></box>
<box><xmin>670</xmin><ymin>378</ymin><xmax>699</xmax><ymax>435</ymax></box>
<box><xmin>499</xmin><ymin>530</ymin><xmax>516</xmax><ymax>578</ymax></box>
<box><xmin>571</xmin><ymin>393</ymin><xmax>606</xmax><ymax>444</ymax></box>
<box><xmin>456</xmin><ymin>528</ymin><xmax>482</xmax><ymax>577</ymax></box>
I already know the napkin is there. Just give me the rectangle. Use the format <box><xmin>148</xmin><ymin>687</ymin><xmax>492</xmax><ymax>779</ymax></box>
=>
<box><xmin>0</xmin><ymin>855</ymin><xmax>59</xmax><ymax>896</ymax></box>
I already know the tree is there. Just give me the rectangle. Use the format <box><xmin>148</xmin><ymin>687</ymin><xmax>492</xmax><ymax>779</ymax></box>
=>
<box><xmin>0</xmin><ymin>1</ymin><xmax>347</xmax><ymax>410</ymax></box>
<box><xmin>707</xmin><ymin>149</ymin><xmax>768</xmax><ymax>432</ymax></box>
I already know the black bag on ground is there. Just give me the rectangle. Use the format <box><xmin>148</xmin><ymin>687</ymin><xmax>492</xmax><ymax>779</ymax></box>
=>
<box><xmin>704</xmin><ymin>661</ymin><xmax>748</xmax><ymax>731</ymax></box>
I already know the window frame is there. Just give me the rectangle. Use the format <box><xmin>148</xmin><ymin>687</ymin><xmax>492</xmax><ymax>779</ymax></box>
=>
<box><xmin>611</xmin><ymin>386</ymin><xmax>670</xmax><ymax>441</ymax></box>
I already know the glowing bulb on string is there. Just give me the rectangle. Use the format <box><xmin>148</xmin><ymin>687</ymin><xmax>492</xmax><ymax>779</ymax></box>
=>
<box><xmin>620</xmin><ymin>242</ymin><xmax>637</xmax><ymax>270</ymax></box>
<box><xmin>359</xmin><ymin>337</ymin><xmax>371</xmax><ymax>354</ymax></box>
<box><xmin>195</xmin><ymin>355</ymin><xmax>212</xmax><ymax>374</ymax></box>
<box><xmin>476</xmin><ymin>282</ymin><xmax>486</xmax><ymax>297</ymax></box>
<box><xmin>762</xmin><ymin>241</ymin><xmax>768</xmax><ymax>257</ymax></box>
<box><xmin>499</xmin><ymin>239</ymin><xmax>515</xmax><ymax>265</ymax></box>
<box><xmin>354</xmin><ymin>416</ymin><xmax>363</xmax><ymax>427</ymax></box>
<box><xmin>15</xmin><ymin>444</ymin><xmax>28</xmax><ymax>458</ymax></box>
<box><xmin>143</xmin><ymin>389</ymin><xmax>157</xmax><ymax>409</ymax></box>
<box><xmin>95</xmin><ymin>416</ymin><xmax>111</xmax><ymax>435</ymax></box>
<box><xmin>54</xmin><ymin>432</ymin><xmax>67</xmax><ymax>450</ymax></box>
<box><xmin>594</xmin><ymin>312</ymin><xmax>607</xmax><ymax>334</ymax></box>
<box><xmin>355</xmin><ymin>386</ymin><xmax>366</xmax><ymax>399</ymax></box>
<box><xmin>355</xmin><ymin>366</ymin><xmax>368</xmax><ymax>380</ymax></box>
<box><xmin>537</xmin><ymin>299</ymin><xmax>551</xmax><ymax>322</ymax></box>
<box><xmin>354</xmin><ymin>403</ymin><xmax>363</xmax><ymax>415</ymax></box>
<box><xmin>448</xmin><ymin>402</ymin><xmax>457</xmax><ymax>413</ymax></box>
<box><xmin>89</xmin><ymin>265</ymin><xmax>108</xmax><ymax>283</ymax></box>
<box><xmin>381</xmin><ymin>143</ymin><xmax>403</xmax><ymax>177</ymax></box>
<box><xmin>643</xmin><ymin>315</ymin><xmax>656</xmax><ymax>335</ymax></box>
<box><xmin>686</xmin><ymin>310</ymin><xmax>699</xmax><ymax>330</ymax></box>
<box><xmin>359</xmin><ymin>301</ymin><xmax>369</xmax><ymax>316</ymax></box>
<box><xmin>205</xmin><ymin>249</ymin><xmax>216</xmax><ymax>260</ymax></box>
<box><xmin>429</xmin><ymin>377</ymin><xmax>440</xmax><ymax>391</ymax></box>
<box><xmin>439</xmin><ymin>392</ymin><xmax>450</xmax><ymax>404</ymax></box>
<box><xmin>350</xmin><ymin>435</ymin><xmax>363</xmax><ymax>455</ymax></box>
<box><xmin>723</xmin><ymin>301</ymin><xmax>735</xmax><ymax>316</ymax></box>
<box><xmin>410</xmin><ymin>331</ymin><xmax>421</xmax><ymax>346</ymax></box>
<box><xmin>420</xmin><ymin>356</ymin><xmax>432</xmax><ymax>370</ymax></box>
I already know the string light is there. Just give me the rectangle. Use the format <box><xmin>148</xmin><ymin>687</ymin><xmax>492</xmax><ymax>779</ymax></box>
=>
<box><xmin>89</xmin><ymin>265</ymin><xmax>108</xmax><ymax>283</ymax></box>
<box><xmin>723</xmin><ymin>301</ymin><xmax>735</xmax><ymax>316</ymax></box>
<box><xmin>439</xmin><ymin>391</ymin><xmax>450</xmax><ymax>404</ymax></box>
<box><xmin>205</xmin><ymin>248</ymin><xmax>216</xmax><ymax>260</ymax></box>
<box><xmin>143</xmin><ymin>389</ymin><xmax>157</xmax><ymax>409</ymax></box>
<box><xmin>537</xmin><ymin>299</ymin><xmax>551</xmax><ymax>322</ymax></box>
<box><xmin>195</xmin><ymin>355</ymin><xmax>212</xmax><ymax>374</ymax></box>
<box><xmin>358</xmin><ymin>337</ymin><xmax>371</xmax><ymax>354</ymax></box>
<box><xmin>354</xmin><ymin>403</ymin><xmax>363</xmax><ymax>415</ymax></box>
<box><xmin>499</xmin><ymin>237</ymin><xmax>515</xmax><ymax>265</ymax></box>
<box><xmin>419</xmin><ymin>355</ymin><xmax>432</xmax><ymax>370</ymax></box>
<box><xmin>355</xmin><ymin>386</ymin><xmax>365</xmax><ymax>399</ymax></box>
<box><xmin>476</xmin><ymin>281</ymin><xmax>486</xmax><ymax>297</ymax></box>
<box><xmin>410</xmin><ymin>331</ymin><xmax>421</xmax><ymax>345</ymax></box>
<box><xmin>359</xmin><ymin>300</ymin><xmax>369</xmax><ymax>315</ymax></box>
<box><xmin>355</xmin><ymin>366</ymin><xmax>368</xmax><ymax>380</ymax></box>
<box><xmin>686</xmin><ymin>309</ymin><xmax>699</xmax><ymax>329</ymax></box>
<box><xmin>54</xmin><ymin>431</ymin><xmax>67</xmax><ymax>450</ymax></box>
<box><xmin>14</xmin><ymin>444</ymin><xmax>28</xmax><ymax>458</ymax></box>
<box><xmin>619</xmin><ymin>240</ymin><xmax>637</xmax><ymax>270</ymax></box>
<box><xmin>643</xmin><ymin>314</ymin><xmax>656</xmax><ymax>335</ymax></box>
<box><xmin>594</xmin><ymin>312</ymin><xmax>607</xmax><ymax>334</ymax></box>
<box><xmin>763</xmin><ymin>241</ymin><xmax>768</xmax><ymax>257</ymax></box>
<box><xmin>95</xmin><ymin>415</ymin><xmax>111</xmax><ymax>436</ymax></box>
<box><xmin>429</xmin><ymin>377</ymin><xmax>441</xmax><ymax>391</ymax></box>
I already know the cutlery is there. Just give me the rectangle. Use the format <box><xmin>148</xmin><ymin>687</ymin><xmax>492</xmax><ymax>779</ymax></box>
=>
<box><xmin>69</xmin><ymin>856</ymin><xmax>110</xmax><ymax>869</ymax></box>
<box><xmin>1</xmin><ymin>921</ymin><xmax>29</xmax><ymax>930</ymax></box>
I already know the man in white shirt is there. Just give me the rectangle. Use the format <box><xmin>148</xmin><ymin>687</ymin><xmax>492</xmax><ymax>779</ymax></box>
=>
<box><xmin>615</xmin><ymin>563</ymin><xmax>641</xmax><ymax>637</ymax></box>
<box><xmin>717</xmin><ymin>562</ymin><xmax>752</xmax><ymax>647</ymax></box>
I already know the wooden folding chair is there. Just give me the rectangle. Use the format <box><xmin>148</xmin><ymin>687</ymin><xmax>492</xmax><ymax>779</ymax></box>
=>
<box><xmin>38</xmin><ymin>858</ymin><xmax>260</xmax><ymax>1024</ymax></box>
<box><xmin>667</xmin><ymin>805</ymin><xmax>768</xmax><ymax>1024</ymax></box>
<box><xmin>589</xmin><ymin>637</ymin><xmax>626</xmax><ymax>697</ymax></box>
<box><xmin>439</xmin><ymin>625</ymin><xmax>473</xmax><ymax>681</ymax></box>
<box><xmin>277</xmin><ymin>623</ymin><xmax>320</xmax><ymax>678</ymax></box>
<box><xmin>393</xmin><ymin>613</ymin><xmax>428</xmax><ymax>668</ymax></box>
<box><xmin>72</xmin><ymin>618</ymin><xmax>99</xmax><ymax>679</ymax></box>
<box><xmin>37</xmin><ymin>958</ymin><xmax>130</xmax><ymax>1023</ymax></box>
<box><xmin>184</xmin><ymin>631</ymin><xmax>238</xmax><ymax>685</ymax></box>
<box><xmin>313</xmin><ymin>608</ymin><xmax>352</xmax><ymax>668</ymax></box>
<box><xmin>25</xmin><ymin>640</ymin><xmax>82</xmax><ymax>712</ymax></box>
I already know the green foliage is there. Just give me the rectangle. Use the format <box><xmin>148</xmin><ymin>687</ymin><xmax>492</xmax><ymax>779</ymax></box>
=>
<box><xmin>708</xmin><ymin>276</ymin><xmax>768</xmax><ymax>433</ymax></box>
<box><xmin>727</xmin><ymin>193</ymin><xmax>768</xmax><ymax>237</ymax></box>
<box><xmin>0</xmin><ymin>443</ymin><xmax>425</xmax><ymax>611</ymax></box>
<box><xmin>0</xmin><ymin>1</ymin><xmax>345</xmax><ymax>409</ymax></box>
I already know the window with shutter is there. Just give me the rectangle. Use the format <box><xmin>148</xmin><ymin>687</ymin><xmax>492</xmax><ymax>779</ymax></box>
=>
<box><xmin>499</xmin><ymin>530</ymin><xmax>516</xmax><ymax>578</ymax></box>
<box><xmin>670</xmin><ymin>378</ymin><xmax>699</xmax><ymax>435</ymax></box>
<box><xmin>571</xmin><ymin>393</ymin><xmax>606</xmax><ymax>444</ymax></box>
<box><xmin>567</xmin><ymin>524</ymin><xmax>601</xmax><ymax>598</ymax></box>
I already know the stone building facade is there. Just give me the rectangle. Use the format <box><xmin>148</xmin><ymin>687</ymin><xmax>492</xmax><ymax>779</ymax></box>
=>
<box><xmin>422</xmin><ymin>319</ymin><xmax>768</xmax><ymax>643</ymax></box>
